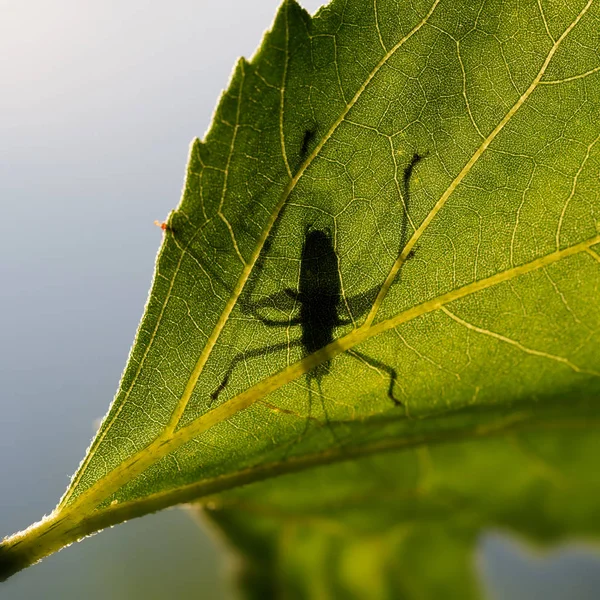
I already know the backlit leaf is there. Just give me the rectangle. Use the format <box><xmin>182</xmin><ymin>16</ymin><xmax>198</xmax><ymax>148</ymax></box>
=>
<box><xmin>2</xmin><ymin>0</ymin><xmax>600</xmax><ymax>596</ymax></box>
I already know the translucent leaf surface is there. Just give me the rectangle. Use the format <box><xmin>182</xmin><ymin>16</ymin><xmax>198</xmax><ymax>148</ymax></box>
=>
<box><xmin>2</xmin><ymin>0</ymin><xmax>600</xmax><ymax>595</ymax></box>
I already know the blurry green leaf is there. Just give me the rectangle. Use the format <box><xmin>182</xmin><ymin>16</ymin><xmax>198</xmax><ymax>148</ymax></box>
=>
<box><xmin>2</xmin><ymin>0</ymin><xmax>600</xmax><ymax>596</ymax></box>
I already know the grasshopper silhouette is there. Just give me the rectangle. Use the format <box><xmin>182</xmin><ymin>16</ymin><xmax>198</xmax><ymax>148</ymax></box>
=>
<box><xmin>210</xmin><ymin>151</ymin><xmax>425</xmax><ymax>409</ymax></box>
<box><xmin>211</xmin><ymin>226</ymin><xmax>401</xmax><ymax>407</ymax></box>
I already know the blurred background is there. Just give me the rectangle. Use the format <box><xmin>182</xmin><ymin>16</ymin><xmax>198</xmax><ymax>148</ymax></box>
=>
<box><xmin>1</xmin><ymin>1</ymin><xmax>600</xmax><ymax>598</ymax></box>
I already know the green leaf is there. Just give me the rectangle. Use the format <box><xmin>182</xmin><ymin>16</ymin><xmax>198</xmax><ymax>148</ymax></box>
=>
<box><xmin>2</xmin><ymin>0</ymin><xmax>600</xmax><ymax>595</ymax></box>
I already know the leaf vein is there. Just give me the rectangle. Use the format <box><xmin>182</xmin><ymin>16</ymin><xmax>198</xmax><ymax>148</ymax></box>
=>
<box><xmin>440</xmin><ymin>306</ymin><xmax>598</xmax><ymax>376</ymax></box>
<box><xmin>365</xmin><ymin>0</ymin><xmax>595</xmax><ymax>326</ymax></box>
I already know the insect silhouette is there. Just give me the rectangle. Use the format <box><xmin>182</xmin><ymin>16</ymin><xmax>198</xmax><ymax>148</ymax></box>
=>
<box><xmin>210</xmin><ymin>151</ymin><xmax>426</xmax><ymax>415</ymax></box>
<box><xmin>210</xmin><ymin>226</ymin><xmax>402</xmax><ymax>408</ymax></box>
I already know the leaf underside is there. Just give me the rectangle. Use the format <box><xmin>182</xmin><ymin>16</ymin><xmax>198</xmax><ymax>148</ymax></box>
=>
<box><xmin>3</xmin><ymin>0</ymin><xmax>600</xmax><ymax>596</ymax></box>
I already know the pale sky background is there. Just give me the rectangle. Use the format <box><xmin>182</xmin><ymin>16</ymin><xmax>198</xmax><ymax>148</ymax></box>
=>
<box><xmin>1</xmin><ymin>1</ymin><xmax>600</xmax><ymax>598</ymax></box>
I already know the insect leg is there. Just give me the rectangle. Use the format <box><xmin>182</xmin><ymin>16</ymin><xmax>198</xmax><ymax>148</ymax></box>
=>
<box><xmin>342</xmin><ymin>259</ymin><xmax>414</xmax><ymax>323</ymax></box>
<box><xmin>347</xmin><ymin>349</ymin><xmax>402</xmax><ymax>406</ymax></box>
<box><xmin>240</xmin><ymin>288</ymin><xmax>301</xmax><ymax>326</ymax></box>
<box><xmin>250</xmin><ymin>316</ymin><xmax>302</xmax><ymax>327</ymax></box>
<box><xmin>211</xmin><ymin>339</ymin><xmax>303</xmax><ymax>404</ymax></box>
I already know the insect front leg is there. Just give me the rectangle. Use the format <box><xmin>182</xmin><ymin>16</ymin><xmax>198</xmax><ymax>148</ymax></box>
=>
<box><xmin>211</xmin><ymin>339</ymin><xmax>303</xmax><ymax>404</ymax></box>
<box><xmin>239</xmin><ymin>288</ymin><xmax>301</xmax><ymax>326</ymax></box>
<box><xmin>213</xmin><ymin>287</ymin><xmax>302</xmax><ymax>404</ymax></box>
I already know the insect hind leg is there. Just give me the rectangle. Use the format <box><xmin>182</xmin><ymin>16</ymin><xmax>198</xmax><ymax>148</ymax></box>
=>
<box><xmin>347</xmin><ymin>349</ymin><xmax>402</xmax><ymax>407</ymax></box>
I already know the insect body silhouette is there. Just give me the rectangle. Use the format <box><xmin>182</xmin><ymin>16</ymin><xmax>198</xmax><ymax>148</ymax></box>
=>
<box><xmin>297</xmin><ymin>227</ymin><xmax>345</xmax><ymax>371</ymax></box>
<box><xmin>211</xmin><ymin>226</ymin><xmax>401</xmax><ymax>407</ymax></box>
